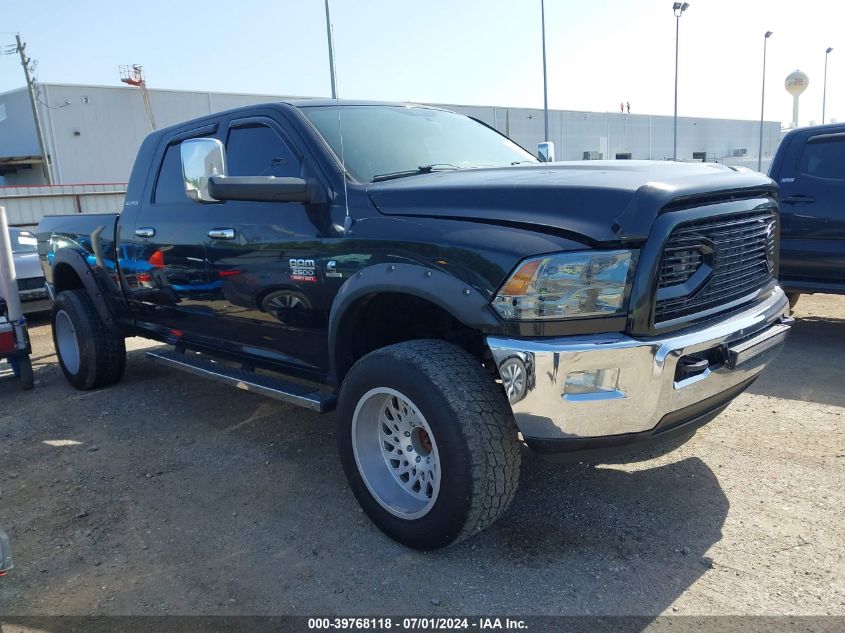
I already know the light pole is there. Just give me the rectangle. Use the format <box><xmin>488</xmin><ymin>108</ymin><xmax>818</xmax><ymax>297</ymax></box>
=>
<box><xmin>758</xmin><ymin>31</ymin><xmax>772</xmax><ymax>173</ymax></box>
<box><xmin>823</xmin><ymin>47</ymin><xmax>833</xmax><ymax>124</ymax></box>
<box><xmin>324</xmin><ymin>0</ymin><xmax>337</xmax><ymax>99</ymax></box>
<box><xmin>541</xmin><ymin>0</ymin><xmax>549</xmax><ymax>143</ymax></box>
<box><xmin>672</xmin><ymin>2</ymin><xmax>689</xmax><ymax>161</ymax></box>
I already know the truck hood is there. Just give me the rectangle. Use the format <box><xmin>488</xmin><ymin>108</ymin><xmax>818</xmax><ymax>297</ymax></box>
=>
<box><xmin>366</xmin><ymin>160</ymin><xmax>778</xmax><ymax>245</ymax></box>
<box><xmin>13</xmin><ymin>252</ymin><xmax>44</xmax><ymax>281</ymax></box>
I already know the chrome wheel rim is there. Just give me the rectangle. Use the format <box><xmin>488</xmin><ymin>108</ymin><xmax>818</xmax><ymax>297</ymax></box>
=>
<box><xmin>55</xmin><ymin>309</ymin><xmax>81</xmax><ymax>375</ymax></box>
<box><xmin>500</xmin><ymin>359</ymin><xmax>526</xmax><ymax>403</ymax></box>
<box><xmin>351</xmin><ymin>388</ymin><xmax>441</xmax><ymax>519</ymax></box>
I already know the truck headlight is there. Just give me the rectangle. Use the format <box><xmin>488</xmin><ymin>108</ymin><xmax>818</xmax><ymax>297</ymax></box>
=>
<box><xmin>492</xmin><ymin>250</ymin><xmax>638</xmax><ymax>320</ymax></box>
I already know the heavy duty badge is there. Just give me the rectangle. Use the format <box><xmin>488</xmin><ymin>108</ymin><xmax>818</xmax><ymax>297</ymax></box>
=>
<box><xmin>290</xmin><ymin>258</ymin><xmax>317</xmax><ymax>283</ymax></box>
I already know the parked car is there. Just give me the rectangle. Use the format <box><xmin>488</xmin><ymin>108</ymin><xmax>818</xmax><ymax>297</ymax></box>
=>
<box><xmin>769</xmin><ymin>123</ymin><xmax>845</xmax><ymax>308</ymax></box>
<box><xmin>7</xmin><ymin>227</ymin><xmax>50</xmax><ymax>315</ymax></box>
<box><xmin>37</xmin><ymin>101</ymin><xmax>791</xmax><ymax>549</ymax></box>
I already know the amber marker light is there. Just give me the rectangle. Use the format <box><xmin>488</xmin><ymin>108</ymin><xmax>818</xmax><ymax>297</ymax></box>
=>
<box><xmin>500</xmin><ymin>259</ymin><xmax>543</xmax><ymax>296</ymax></box>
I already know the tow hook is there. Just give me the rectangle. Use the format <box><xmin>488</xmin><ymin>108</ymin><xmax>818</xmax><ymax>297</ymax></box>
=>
<box><xmin>676</xmin><ymin>355</ymin><xmax>710</xmax><ymax>380</ymax></box>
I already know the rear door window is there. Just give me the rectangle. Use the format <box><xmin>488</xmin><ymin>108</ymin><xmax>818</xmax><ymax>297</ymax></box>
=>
<box><xmin>153</xmin><ymin>142</ymin><xmax>188</xmax><ymax>204</ymax></box>
<box><xmin>799</xmin><ymin>136</ymin><xmax>845</xmax><ymax>180</ymax></box>
<box><xmin>154</xmin><ymin>129</ymin><xmax>220</xmax><ymax>204</ymax></box>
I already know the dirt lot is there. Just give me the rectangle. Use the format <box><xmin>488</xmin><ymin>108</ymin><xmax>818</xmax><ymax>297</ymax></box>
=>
<box><xmin>0</xmin><ymin>294</ymin><xmax>843</xmax><ymax>616</ymax></box>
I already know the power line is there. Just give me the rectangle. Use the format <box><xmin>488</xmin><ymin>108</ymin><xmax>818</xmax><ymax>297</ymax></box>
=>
<box><xmin>35</xmin><ymin>95</ymin><xmax>70</xmax><ymax>110</ymax></box>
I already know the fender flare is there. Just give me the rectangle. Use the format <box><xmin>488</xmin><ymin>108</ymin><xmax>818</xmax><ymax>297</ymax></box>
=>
<box><xmin>50</xmin><ymin>248</ymin><xmax>123</xmax><ymax>336</ymax></box>
<box><xmin>327</xmin><ymin>262</ymin><xmax>502</xmax><ymax>381</ymax></box>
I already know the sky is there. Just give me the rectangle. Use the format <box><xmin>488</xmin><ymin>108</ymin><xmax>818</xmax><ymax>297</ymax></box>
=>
<box><xmin>0</xmin><ymin>0</ymin><xmax>842</xmax><ymax>127</ymax></box>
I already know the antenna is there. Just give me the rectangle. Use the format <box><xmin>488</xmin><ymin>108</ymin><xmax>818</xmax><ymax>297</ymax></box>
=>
<box><xmin>325</xmin><ymin>12</ymin><xmax>352</xmax><ymax>232</ymax></box>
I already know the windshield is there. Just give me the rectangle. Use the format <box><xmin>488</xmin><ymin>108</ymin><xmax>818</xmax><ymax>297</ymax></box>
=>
<box><xmin>9</xmin><ymin>229</ymin><xmax>38</xmax><ymax>254</ymax></box>
<box><xmin>302</xmin><ymin>105</ymin><xmax>538</xmax><ymax>183</ymax></box>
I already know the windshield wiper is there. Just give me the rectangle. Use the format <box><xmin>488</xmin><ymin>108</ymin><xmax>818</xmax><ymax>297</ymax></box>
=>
<box><xmin>372</xmin><ymin>163</ymin><xmax>463</xmax><ymax>182</ymax></box>
<box><xmin>510</xmin><ymin>160</ymin><xmax>538</xmax><ymax>165</ymax></box>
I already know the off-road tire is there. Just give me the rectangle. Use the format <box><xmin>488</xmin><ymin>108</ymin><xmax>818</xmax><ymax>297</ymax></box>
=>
<box><xmin>337</xmin><ymin>339</ymin><xmax>521</xmax><ymax>550</ymax></box>
<box><xmin>52</xmin><ymin>289</ymin><xmax>126</xmax><ymax>390</ymax></box>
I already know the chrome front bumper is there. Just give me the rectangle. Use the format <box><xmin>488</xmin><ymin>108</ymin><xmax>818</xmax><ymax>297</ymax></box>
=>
<box><xmin>487</xmin><ymin>287</ymin><xmax>791</xmax><ymax>442</ymax></box>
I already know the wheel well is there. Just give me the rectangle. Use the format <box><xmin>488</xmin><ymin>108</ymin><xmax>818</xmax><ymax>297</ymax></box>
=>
<box><xmin>334</xmin><ymin>293</ymin><xmax>487</xmax><ymax>383</ymax></box>
<box><xmin>52</xmin><ymin>263</ymin><xmax>85</xmax><ymax>294</ymax></box>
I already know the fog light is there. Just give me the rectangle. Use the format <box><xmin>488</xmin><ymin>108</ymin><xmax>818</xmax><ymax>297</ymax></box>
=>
<box><xmin>564</xmin><ymin>368</ymin><xmax>621</xmax><ymax>396</ymax></box>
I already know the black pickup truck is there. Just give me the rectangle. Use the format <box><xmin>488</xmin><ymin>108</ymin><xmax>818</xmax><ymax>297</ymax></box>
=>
<box><xmin>769</xmin><ymin>123</ymin><xmax>845</xmax><ymax>308</ymax></box>
<box><xmin>38</xmin><ymin>101</ymin><xmax>791</xmax><ymax>549</ymax></box>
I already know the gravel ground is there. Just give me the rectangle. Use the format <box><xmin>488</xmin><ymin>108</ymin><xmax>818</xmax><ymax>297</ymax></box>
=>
<box><xmin>0</xmin><ymin>294</ymin><xmax>843</xmax><ymax>616</ymax></box>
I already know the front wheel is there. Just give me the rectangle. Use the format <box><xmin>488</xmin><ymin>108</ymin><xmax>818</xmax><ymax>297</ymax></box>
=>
<box><xmin>336</xmin><ymin>339</ymin><xmax>521</xmax><ymax>550</ymax></box>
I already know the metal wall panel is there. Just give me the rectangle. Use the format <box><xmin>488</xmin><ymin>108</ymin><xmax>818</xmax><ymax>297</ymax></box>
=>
<box><xmin>0</xmin><ymin>89</ymin><xmax>40</xmax><ymax>157</ymax></box>
<box><xmin>40</xmin><ymin>85</ymin><xmax>158</xmax><ymax>184</ymax></box>
<box><xmin>2</xmin><ymin>83</ymin><xmax>786</xmax><ymax>188</ymax></box>
<box><xmin>0</xmin><ymin>183</ymin><xmax>126</xmax><ymax>226</ymax></box>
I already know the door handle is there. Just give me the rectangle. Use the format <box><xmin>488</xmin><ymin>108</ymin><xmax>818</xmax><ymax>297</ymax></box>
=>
<box><xmin>781</xmin><ymin>195</ymin><xmax>816</xmax><ymax>204</ymax></box>
<box><xmin>135</xmin><ymin>227</ymin><xmax>156</xmax><ymax>238</ymax></box>
<box><xmin>208</xmin><ymin>228</ymin><xmax>236</xmax><ymax>240</ymax></box>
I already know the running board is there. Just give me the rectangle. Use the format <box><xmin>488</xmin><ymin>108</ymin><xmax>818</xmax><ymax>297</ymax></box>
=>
<box><xmin>145</xmin><ymin>348</ymin><xmax>336</xmax><ymax>412</ymax></box>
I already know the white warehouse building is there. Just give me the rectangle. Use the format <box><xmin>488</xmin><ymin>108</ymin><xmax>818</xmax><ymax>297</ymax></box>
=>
<box><xmin>0</xmin><ymin>82</ymin><xmax>783</xmax><ymax>187</ymax></box>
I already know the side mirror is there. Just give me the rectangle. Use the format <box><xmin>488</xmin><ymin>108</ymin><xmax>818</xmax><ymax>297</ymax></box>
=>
<box><xmin>538</xmin><ymin>142</ymin><xmax>555</xmax><ymax>163</ymax></box>
<box><xmin>207</xmin><ymin>176</ymin><xmax>311</xmax><ymax>203</ymax></box>
<box><xmin>181</xmin><ymin>138</ymin><xmax>227</xmax><ymax>203</ymax></box>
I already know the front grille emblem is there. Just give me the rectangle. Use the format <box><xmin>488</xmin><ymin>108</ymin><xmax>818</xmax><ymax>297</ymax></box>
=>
<box><xmin>764</xmin><ymin>219</ymin><xmax>777</xmax><ymax>273</ymax></box>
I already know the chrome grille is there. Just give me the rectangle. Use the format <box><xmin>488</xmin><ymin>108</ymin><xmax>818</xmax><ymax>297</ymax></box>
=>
<box><xmin>654</xmin><ymin>210</ymin><xmax>776</xmax><ymax>323</ymax></box>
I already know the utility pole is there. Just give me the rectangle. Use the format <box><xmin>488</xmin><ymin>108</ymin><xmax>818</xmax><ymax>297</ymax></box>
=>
<box><xmin>672</xmin><ymin>2</ymin><xmax>689</xmax><ymax>161</ymax></box>
<box><xmin>324</xmin><ymin>0</ymin><xmax>337</xmax><ymax>99</ymax></box>
<box><xmin>15</xmin><ymin>34</ymin><xmax>52</xmax><ymax>184</ymax></box>
<box><xmin>541</xmin><ymin>0</ymin><xmax>549</xmax><ymax>143</ymax></box>
<box><xmin>822</xmin><ymin>47</ymin><xmax>833</xmax><ymax>124</ymax></box>
<box><xmin>758</xmin><ymin>31</ymin><xmax>772</xmax><ymax>173</ymax></box>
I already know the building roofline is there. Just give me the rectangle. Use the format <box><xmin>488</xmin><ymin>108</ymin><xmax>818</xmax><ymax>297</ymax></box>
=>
<box><xmin>23</xmin><ymin>81</ymin><xmax>315</xmax><ymax>101</ymax></box>
<box><xmin>0</xmin><ymin>86</ymin><xmax>28</xmax><ymax>98</ymax></box>
<box><xmin>1</xmin><ymin>81</ymin><xmax>781</xmax><ymax>126</ymax></box>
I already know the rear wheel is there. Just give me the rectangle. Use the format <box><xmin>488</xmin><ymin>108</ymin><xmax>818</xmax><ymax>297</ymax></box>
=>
<box><xmin>787</xmin><ymin>292</ymin><xmax>801</xmax><ymax>311</ymax></box>
<box><xmin>52</xmin><ymin>289</ymin><xmax>126</xmax><ymax>390</ymax></box>
<box><xmin>337</xmin><ymin>339</ymin><xmax>521</xmax><ymax>550</ymax></box>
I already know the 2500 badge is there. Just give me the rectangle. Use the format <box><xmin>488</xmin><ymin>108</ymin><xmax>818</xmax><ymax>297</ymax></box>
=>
<box><xmin>290</xmin><ymin>258</ymin><xmax>317</xmax><ymax>283</ymax></box>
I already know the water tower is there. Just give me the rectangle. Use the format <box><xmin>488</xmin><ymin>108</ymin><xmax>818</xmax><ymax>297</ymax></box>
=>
<box><xmin>785</xmin><ymin>70</ymin><xmax>809</xmax><ymax>128</ymax></box>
